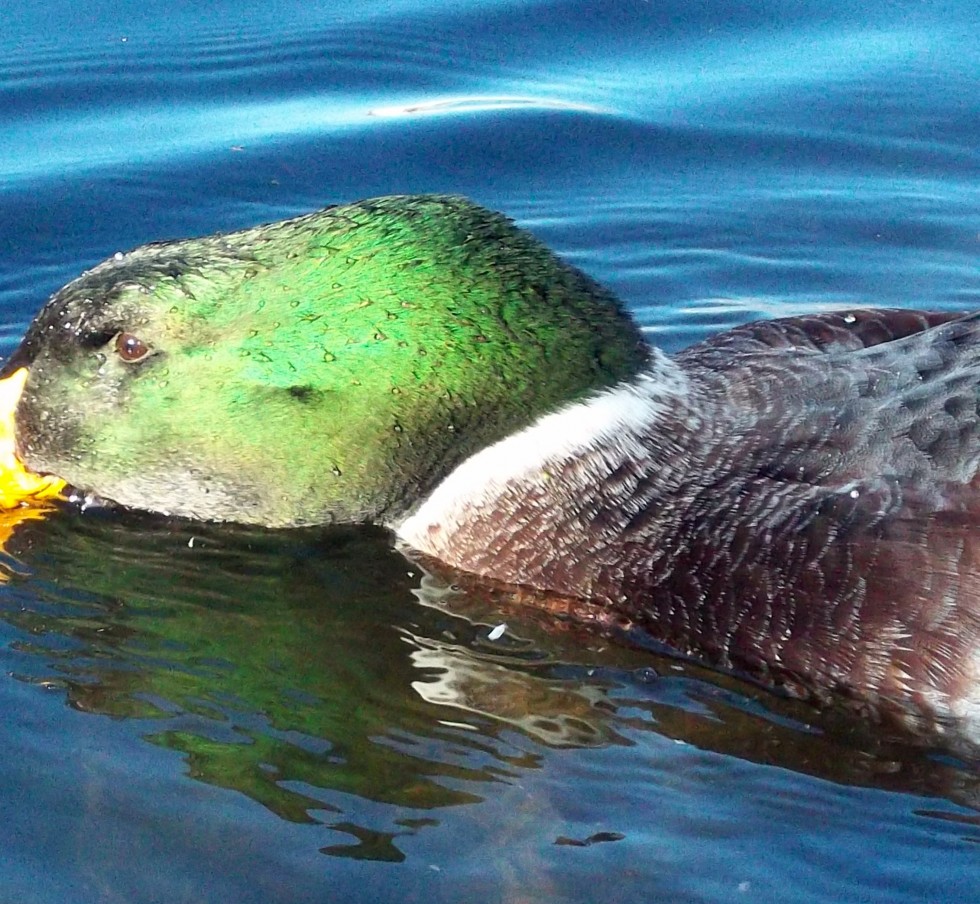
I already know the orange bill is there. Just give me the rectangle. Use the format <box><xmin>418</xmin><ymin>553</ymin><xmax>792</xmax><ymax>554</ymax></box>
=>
<box><xmin>0</xmin><ymin>368</ymin><xmax>67</xmax><ymax>510</ymax></box>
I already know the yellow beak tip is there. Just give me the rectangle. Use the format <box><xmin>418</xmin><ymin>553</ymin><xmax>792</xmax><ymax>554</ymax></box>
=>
<box><xmin>0</xmin><ymin>367</ymin><xmax>68</xmax><ymax>512</ymax></box>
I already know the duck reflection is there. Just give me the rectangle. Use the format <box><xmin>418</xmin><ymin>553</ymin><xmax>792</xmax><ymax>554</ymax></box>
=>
<box><xmin>0</xmin><ymin>511</ymin><xmax>974</xmax><ymax>862</ymax></box>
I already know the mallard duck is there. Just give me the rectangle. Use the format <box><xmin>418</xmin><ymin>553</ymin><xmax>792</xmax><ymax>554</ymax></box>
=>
<box><xmin>5</xmin><ymin>195</ymin><xmax>979</xmax><ymax>747</ymax></box>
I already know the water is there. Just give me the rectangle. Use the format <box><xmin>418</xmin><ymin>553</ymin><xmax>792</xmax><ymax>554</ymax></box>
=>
<box><xmin>1</xmin><ymin>1</ymin><xmax>978</xmax><ymax>901</ymax></box>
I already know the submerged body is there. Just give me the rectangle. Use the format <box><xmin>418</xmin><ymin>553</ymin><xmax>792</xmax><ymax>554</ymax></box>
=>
<box><xmin>6</xmin><ymin>195</ymin><xmax>980</xmax><ymax>747</ymax></box>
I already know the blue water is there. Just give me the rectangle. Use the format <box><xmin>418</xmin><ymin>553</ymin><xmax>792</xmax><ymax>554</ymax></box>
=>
<box><xmin>1</xmin><ymin>2</ymin><xmax>978</xmax><ymax>902</ymax></box>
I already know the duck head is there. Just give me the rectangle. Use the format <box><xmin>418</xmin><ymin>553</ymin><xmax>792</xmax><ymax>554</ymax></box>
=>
<box><xmin>8</xmin><ymin>195</ymin><xmax>648</xmax><ymax>526</ymax></box>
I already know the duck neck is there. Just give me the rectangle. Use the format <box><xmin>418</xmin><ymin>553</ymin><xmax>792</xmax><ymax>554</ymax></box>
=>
<box><xmin>396</xmin><ymin>349</ymin><xmax>709</xmax><ymax>598</ymax></box>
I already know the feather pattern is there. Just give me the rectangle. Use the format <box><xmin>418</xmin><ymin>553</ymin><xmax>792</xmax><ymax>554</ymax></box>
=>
<box><xmin>399</xmin><ymin>309</ymin><xmax>980</xmax><ymax>744</ymax></box>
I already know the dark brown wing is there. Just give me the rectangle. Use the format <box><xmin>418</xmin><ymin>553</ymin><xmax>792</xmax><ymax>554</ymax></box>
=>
<box><xmin>678</xmin><ymin>308</ymin><xmax>968</xmax><ymax>362</ymax></box>
<box><xmin>680</xmin><ymin>309</ymin><xmax>980</xmax><ymax>487</ymax></box>
<box><xmin>628</xmin><ymin>310</ymin><xmax>980</xmax><ymax>743</ymax></box>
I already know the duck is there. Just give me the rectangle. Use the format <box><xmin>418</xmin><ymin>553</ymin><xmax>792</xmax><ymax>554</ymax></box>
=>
<box><xmin>4</xmin><ymin>194</ymin><xmax>979</xmax><ymax>748</ymax></box>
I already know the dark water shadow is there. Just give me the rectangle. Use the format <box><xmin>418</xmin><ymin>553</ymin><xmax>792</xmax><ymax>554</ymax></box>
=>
<box><xmin>0</xmin><ymin>508</ymin><xmax>976</xmax><ymax>862</ymax></box>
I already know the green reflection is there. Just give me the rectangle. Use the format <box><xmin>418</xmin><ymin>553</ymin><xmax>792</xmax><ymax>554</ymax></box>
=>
<box><xmin>0</xmin><ymin>510</ymin><xmax>976</xmax><ymax>864</ymax></box>
<box><xmin>0</xmin><ymin>511</ymin><xmax>626</xmax><ymax>860</ymax></box>
<box><xmin>4</xmin><ymin>516</ymin><xmax>489</xmax><ymax>848</ymax></box>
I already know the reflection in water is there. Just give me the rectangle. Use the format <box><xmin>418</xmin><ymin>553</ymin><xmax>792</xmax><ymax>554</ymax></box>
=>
<box><xmin>0</xmin><ymin>509</ymin><xmax>976</xmax><ymax>866</ymax></box>
<box><xmin>5</xmin><ymin>514</ymin><xmax>497</xmax><ymax>861</ymax></box>
<box><xmin>409</xmin><ymin>642</ymin><xmax>622</xmax><ymax>749</ymax></box>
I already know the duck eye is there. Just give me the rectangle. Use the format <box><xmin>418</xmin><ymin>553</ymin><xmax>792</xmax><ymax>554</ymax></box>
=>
<box><xmin>114</xmin><ymin>332</ymin><xmax>152</xmax><ymax>363</ymax></box>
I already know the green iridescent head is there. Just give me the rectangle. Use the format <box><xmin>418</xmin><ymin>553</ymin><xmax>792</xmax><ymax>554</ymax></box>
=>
<box><xmin>10</xmin><ymin>195</ymin><xmax>647</xmax><ymax>526</ymax></box>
